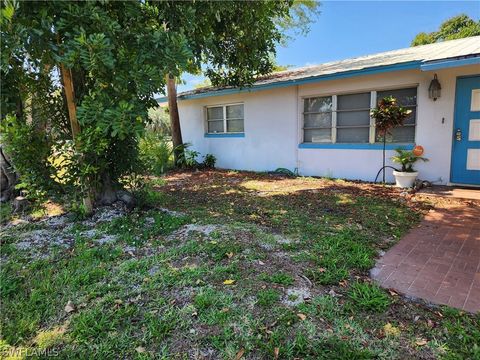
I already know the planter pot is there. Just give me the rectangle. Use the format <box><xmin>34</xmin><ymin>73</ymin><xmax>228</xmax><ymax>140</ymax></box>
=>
<box><xmin>392</xmin><ymin>170</ymin><xmax>418</xmax><ymax>188</ymax></box>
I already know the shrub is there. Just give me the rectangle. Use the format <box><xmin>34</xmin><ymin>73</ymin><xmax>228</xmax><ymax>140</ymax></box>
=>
<box><xmin>138</xmin><ymin>131</ymin><xmax>173</xmax><ymax>175</ymax></box>
<box><xmin>0</xmin><ymin>115</ymin><xmax>59</xmax><ymax>202</ymax></box>
<box><xmin>348</xmin><ymin>281</ymin><xmax>391</xmax><ymax>312</ymax></box>
<box><xmin>176</xmin><ymin>143</ymin><xmax>200</xmax><ymax>169</ymax></box>
<box><xmin>203</xmin><ymin>154</ymin><xmax>216</xmax><ymax>168</ymax></box>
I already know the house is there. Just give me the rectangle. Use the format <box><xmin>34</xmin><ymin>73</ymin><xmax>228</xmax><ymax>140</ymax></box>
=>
<box><xmin>159</xmin><ymin>36</ymin><xmax>480</xmax><ymax>186</ymax></box>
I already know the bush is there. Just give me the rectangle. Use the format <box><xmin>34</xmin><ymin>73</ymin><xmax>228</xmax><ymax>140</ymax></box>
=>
<box><xmin>176</xmin><ymin>143</ymin><xmax>200</xmax><ymax>169</ymax></box>
<box><xmin>203</xmin><ymin>154</ymin><xmax>216</xmax><ymax>168</ymax></box>
<box><xmin>348</xmin><ymin>281</ymin><xmax>390</xmax><ymax>312</ymax></box>
<box><xmin>0</xmin><ymin>115</ymin><xmax>59</xmax><ymax>202</ymax></box>
<box><xmin>138</xmin><ymin>131</ymin><xmax>173</xmax><ymax>175</ymax></box>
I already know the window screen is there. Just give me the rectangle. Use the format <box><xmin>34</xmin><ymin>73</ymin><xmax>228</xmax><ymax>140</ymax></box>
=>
<box><xmin>336</xmin><ymin>92</ymin><xmax>371</xmax><ymax>143</ymax></box>
<box><xmin>303</xmin><ymin>96</ymin><xmax>332</xmax><ymax>143</ymax></box>
<box><xmin>376</xmin><ymin>88</ymin><xmax>417</xmax><ymax>143</ymax></box>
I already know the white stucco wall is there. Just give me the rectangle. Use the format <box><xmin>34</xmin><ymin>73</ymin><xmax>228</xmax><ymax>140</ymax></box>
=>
<box><xmin>178</xmin><ymin>87</ymin><xmax>298</xmax><ymax>172</ymax></box>
<box><xmin>178</xmin><ymin>64</ymin><xmax>479</xmax><ymax>184</ymax></box>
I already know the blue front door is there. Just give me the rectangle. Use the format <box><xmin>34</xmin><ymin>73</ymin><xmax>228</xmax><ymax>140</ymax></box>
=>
<box><xmin>451</xmin><ymin>76</ymin><xmax>480</xmax><ymax>185</ymax></box>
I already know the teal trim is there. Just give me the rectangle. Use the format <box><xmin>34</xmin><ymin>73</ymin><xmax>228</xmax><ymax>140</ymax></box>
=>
<box><xmin>204</xmin><ymin>133</ymin><xmax>245</xmax><ymax>138</ymax></box>
<box><xmin>158</xmin><ymin>61</ymin><xmax>422</xmax><ymax>102</ymax></box>
<box><xmin>155</xmin><ymin>96</ymin><xmax>168</xmax><ymax>102</ymax></box>
<box><xmin>298</xmin><ymin>143</ymin><xmax>414</xmax><ymax>150</ymax></box>
<box><xmin>420</xmin><ymin>56</ymin><xmax>480</xmax><ymax>71</ymax></box>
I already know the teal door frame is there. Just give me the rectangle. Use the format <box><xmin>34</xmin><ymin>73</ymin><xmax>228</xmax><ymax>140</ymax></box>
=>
<box><xmin>450</xmin><ymin>75</ymin><xmax>480</xmax><ymax>185</ymax></box>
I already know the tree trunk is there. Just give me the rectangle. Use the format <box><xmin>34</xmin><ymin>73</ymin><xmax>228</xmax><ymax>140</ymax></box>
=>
<box><xmin>59</xmin><ymin>64</ymin><xmax>93</xmax><ymax>213</ymax></box>
<box><xmin>0</xmin><ymin>145</ymin><xmax>17</xmax><ymax>202</ymax></box>
<box><xmin>382</xmin><ymin>135</ymin><xmax>386</xmax><ymax>184</ymax></box>
<box><xmin>166</xmin><ymin>74</ymin><xmax>184</xmax><ymax>165</ymax></box>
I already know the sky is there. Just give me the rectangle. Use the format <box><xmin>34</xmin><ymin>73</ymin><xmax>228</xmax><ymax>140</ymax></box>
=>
<box><xmin>178</xmin><ymin>0</ymin><xmax>480</xmax><ymax>93</ymax></box>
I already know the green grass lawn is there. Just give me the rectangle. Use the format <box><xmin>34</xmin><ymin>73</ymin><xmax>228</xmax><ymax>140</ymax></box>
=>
<box><xmin>1</xmin><ymin>170</ymin><xmax>479</xmax><ymax>359</ymax></box>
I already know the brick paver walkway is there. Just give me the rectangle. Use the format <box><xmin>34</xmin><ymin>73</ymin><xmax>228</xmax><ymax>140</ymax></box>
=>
<box><xmin>371</xmin><ymin>204</ymin><xmax>480</xmax><ymax>313</ymax></box>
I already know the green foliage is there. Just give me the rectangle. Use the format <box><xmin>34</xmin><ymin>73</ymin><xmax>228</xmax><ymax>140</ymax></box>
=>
<box><xmin>147</xmin><ymin>107</ymin><xmax>171</xmax><ymax>137</ymax></box>
<box><xmin>176</xmin><ymin>144</ymin><xmax>200</xmax><ymax>169</ymax></box>
<box><xmin>139</xmin><ymin>132</ymin><xmax>173</xmax><ymax>176</ymax></box>
<box><xmin>370</xmin><ymin>97</ymin><xmax>412</xmax><ymax>137</ymax></box>
<box><xmin>441</xmin><ymin>308</ymin><xmax>480</xmax><ymax>359</ymax></box>
<box><xmin>257</xmin><ymin>289</ymin><xmax>280</xmax><ymax>306</ymax></box>
<box><xmin>203</xmin><ymin>154</ymin><xmax>217</xmax><ymax>169</ymax></box>
<box><xmin>412</xmin><ymin>14</ymin><xmax>480</xmax><ymax>46</ymax></box>
<box><xmin>0</xmin><ymin>202</ymin><xmax>12</xmax><ymax>224</ymax></box>
<box><xmin>2</xmin><ymin>1</ymin><xmax>297</xmax><ymax>202</ymax></box>
<box><xmin>0</xmin><ymin>115</ymin><xmax>58</xmax><ymax>202</ymax></box>
<box><xmin>391</xmin><ymin>149</ymin><xmax>428</xmax><ymax>172</ymax></box>
<box><xmin>348</xmin><ymin>281</ymin><xmax>391</xmax><ymax>312</ymax></box>
<box><xmin>260</xmin><ymin>272</ymin><xmax>294</xmax><ymax>286</ymax></box>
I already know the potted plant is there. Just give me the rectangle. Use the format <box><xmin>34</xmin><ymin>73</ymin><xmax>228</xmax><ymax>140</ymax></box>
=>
<box><xmin>391</xmin><ymin>148</ymin><xmax>428</xmax><ymax>188</ymax></box>
<box><xmin>371</xmin><ymin>96</ymin><xmax>412</xmax><ymax>183</ymax></box>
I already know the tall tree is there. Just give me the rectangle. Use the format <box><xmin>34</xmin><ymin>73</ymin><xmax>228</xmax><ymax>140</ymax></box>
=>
<box><xmin>1</xmin><ymin>0</ymin><xmax>301</xmax><ymax>209</ymax></box>
<box><xmin>411</xmin><ymin>14</ymin><xmax>480</xmax><ymax>46</ymax></box>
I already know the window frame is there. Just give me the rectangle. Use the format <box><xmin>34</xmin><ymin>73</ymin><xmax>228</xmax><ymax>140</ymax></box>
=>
<box><xmin>301</xmin><ymin>86</ymin><xmax>418</xmax><ymax>144</ymax></box>
<box><xmin>205</xmin><ymin>102</ymin><xmax>244</xmax><ymax>134</ymax></box>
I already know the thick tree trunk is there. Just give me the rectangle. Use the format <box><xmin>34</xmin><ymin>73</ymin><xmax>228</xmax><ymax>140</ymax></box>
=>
<box><xmin>0</xmin><ymin>145</ymin><xmax>16</xmax><ymax>202</ymax></box>
<box><xmin>59</xmin><ymin>64</ymin><xmax>93</xmax><ymax>213</ymax></box>
<box><xmin>166</xmin><ymin>74</ymin><xmax>184</xmax><ymax>165</ymax></box>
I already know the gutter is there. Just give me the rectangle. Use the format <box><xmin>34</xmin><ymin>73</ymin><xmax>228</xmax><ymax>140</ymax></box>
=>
<box><xmin>156</xmin><ymin>55</ymin><xmax>480</xmax><ymax>103</ymax></box>
<box><xmin>156</xmin><ymin>60</ymin><xmax>422</xmax><ymax>103</ymax></box>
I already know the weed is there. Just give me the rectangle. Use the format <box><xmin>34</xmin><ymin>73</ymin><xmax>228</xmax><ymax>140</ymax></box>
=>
<box><xmin>348</xmin><ymin>281</ymin><xmax>391</xmax><ymax>312</ymax></box>
<box><xmin>257</xmin><ymin>289</ymin><xmax>280</xmax><ymax>306</ymax></box>
<box><xmin>259</xmin><ymin>272</ymin><xmax>294</xmax><ymax>286</ymax></box>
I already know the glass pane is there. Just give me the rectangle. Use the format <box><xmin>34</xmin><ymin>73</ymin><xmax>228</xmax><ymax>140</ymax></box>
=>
<box><xmin>337</xmin><ymin>127</ymin><xmax>369</xmax><ymax>143</ymax></box>
<box><xmin>403</xmin><ymin>107</ymin><xmax>416</xmax><ymax>125</ymax></box>
<box><xmin>304</xmin><ymin>113</ymin><xmax>332</xmax><ymax>128</ymax></box>
<box><xmin>227</xmin><ymin>119</ymin><xmax>244</xmax><ymax>132</ymax></box>
<box><xmin>375</xmin><ymin>126</ymin><xmax>415</xmax><ymax>143</ymax></box>
<box><xmin>337</xmin><ymin>93</ymin><xmax>370</xmax><ymax>110</ymax></box>
<box><xmin>226</xmin><ymin>104</ymin><xmax>243</xmax><ymax>119</ymax></box>
<box><xmin>337</xmin><ymin>110</ymin><xmax>370</xmax><ymax>126</ymax></box>
<box><xmin>304</xmin><ymin>97</ymin><xmax>332</xmax><ymax>113</ymax></box>
<box><xmin>208</xmin><ymin>120</ymin><xmax>224</xmax><ymax>133</ymax></box>
<box><xmin>207</xmin><ymin>107</ymin><xmax>223</xmax><ymax>120</ymax></box>
<box><xmin>377</xmin><ymin>88</ymin><xmax>417</xmax><ymax>106</ymax></box>
<box><xmin>304</xmin><ymin>128</ymin><xmax>331</xmax><ymax>143</ymax></box>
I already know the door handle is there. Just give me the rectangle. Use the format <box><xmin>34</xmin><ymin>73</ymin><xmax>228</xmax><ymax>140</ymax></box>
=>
<box><xmin>455</xmin><ymin>128</ymin><xmax>462</xmax><ymax>141</ymax></box>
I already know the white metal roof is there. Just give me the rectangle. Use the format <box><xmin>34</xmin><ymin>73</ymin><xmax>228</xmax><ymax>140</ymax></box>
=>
<box><xmin>167</xmin><ymin>36</ymin><xmax>480</xmax><ymax>100</ymax></box>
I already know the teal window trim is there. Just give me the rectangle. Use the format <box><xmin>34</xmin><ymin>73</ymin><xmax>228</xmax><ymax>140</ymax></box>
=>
<box><xmin>298</xmin><ymin>143</ymin><xmax>414</xmax><ymax>150</ymax></box>
<box><xmin>204</xmin><ymin>133</ymin><xmax>245</xmax><ymax>138</ymax></box>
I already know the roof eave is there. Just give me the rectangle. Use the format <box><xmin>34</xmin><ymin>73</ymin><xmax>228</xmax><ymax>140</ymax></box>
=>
<box><xmin>156</xmin><ymin>55</ymin><xmax>479</xmax><ymax>103</ymax></box>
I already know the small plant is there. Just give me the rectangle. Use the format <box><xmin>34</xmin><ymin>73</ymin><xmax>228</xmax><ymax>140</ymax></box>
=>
<box><xmin>371</xmin><ymin>96</ymin><xmax>412</xmax><ymax>183</ymax></box>
<box><xmin>138</xmin><ymin>131</ymin><xmax>173</xmax><ymax>175</ymax></box>
<box><xmin>176</xmin><ymin>143</ymin><xmax>200</xmax><ymax>169</ymax></box>
<box><xmin>257</xmin><ymin>289</ymin><xmax>280</xmax><ymax>306</ymax></box>
<box><xmin>391</xmin><ymin>149</ymin><xmax>428</xmax><ymax>172</ymax></box>
<box><xmin>348</xmin><ymin>281</ymin><xmax>391</xmax><ymax>312</ymax></box>
<box><xmin>259</xmin><ymin>272</ymin><xmax>294</xmax><ymax>286</ymax></box>
<box><xmin>203</xmin><ymin>154</ymin><xmax>217</xmax><ymax>168</ymax></box>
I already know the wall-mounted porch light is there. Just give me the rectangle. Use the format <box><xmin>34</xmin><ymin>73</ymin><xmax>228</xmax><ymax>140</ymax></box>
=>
<box><xmin>428</xmin><ymin>74</ymin><xmax>441</xmax><ymax>101</ymax></box>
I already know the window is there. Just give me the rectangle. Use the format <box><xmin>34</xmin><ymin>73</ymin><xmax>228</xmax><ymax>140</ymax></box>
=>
<box><xmin>303</xmin><ymin>96</ymin><xmax>332</xmax><ymax>142</ymax></box>
<box><xmin>376</xmin><ymin>88</ymin><xmax>416</xmax><ymax>143</ymax></box>
<box><xmin>337</xmin><ymin>92</ymin><xmax>371</xmax><ymax>143</ymax></box>
<box><xmin>302</xmin><ymin>87</ymin><xmax>417</xmax><ymax>144</ymax></box>
<box><xmin>206</xmin><ymin>104</ymin><xmax>244</xmax><ymax>134</ymax></box>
